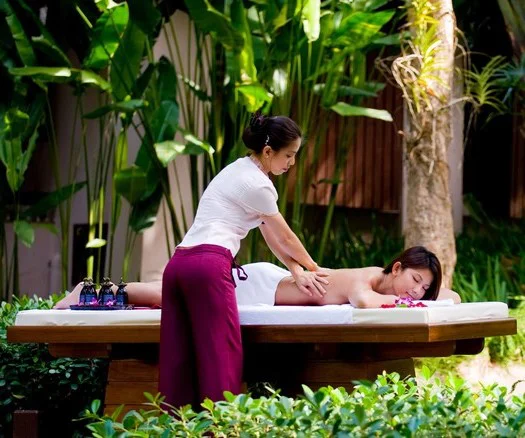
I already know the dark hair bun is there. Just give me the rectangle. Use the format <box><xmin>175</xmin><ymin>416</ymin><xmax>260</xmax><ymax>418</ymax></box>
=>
<box><xmin>242</xmin><ymin>113</ymin><xmax>302</xmax><ymax>153</ymax></box>
<box><xmin>249</xmin><ymin>112</ymin><xmax>267</xmax><ymax>132</ymax></box>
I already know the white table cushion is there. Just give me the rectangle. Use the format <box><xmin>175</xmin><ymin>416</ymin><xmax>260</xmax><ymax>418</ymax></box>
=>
<box><xmin>14</xmin><ymin>301</ymin><xmax>508</xmax><ymax>326</ymax></box>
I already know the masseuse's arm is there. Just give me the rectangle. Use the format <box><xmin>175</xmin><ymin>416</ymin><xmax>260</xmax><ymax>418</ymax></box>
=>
<box><xmin>259</xmin><ymin>223</ymin><xmax>308</xmax><ymax>281</ymax></box>
<box><xmin>259</xmin><ymin>216</ymin><xmax>328</xmax><ymax>297</ymax></box>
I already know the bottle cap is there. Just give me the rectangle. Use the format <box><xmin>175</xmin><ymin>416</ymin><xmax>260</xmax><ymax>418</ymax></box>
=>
<box><xmin>117</xmin><ymin>277</ymin><xmax>127</xmax><ymax>288</ymax></box>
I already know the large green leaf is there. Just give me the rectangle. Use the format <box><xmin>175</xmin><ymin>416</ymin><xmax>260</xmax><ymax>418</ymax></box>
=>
<box><xmin>155</xmin><ymin>141</ymin><xmax>191</xmax><ymax>166</ymax></box>
<box><xmin>0</xmin><ymin>108</ymin><xmax>39</xmax><ymax>192</ymax></box>
<box><xmin>331</xmin><ymin>102</ymin><xmax>393</xmax><ymax>122</ymax></box>
<box><xmin>83</xmin><ymin>99</ymin><xmax>146</xmax><ymax>119</ymax></box>
<box><xmin>114</xmin><ymin>166</ymin><xmax>149</xmax><ymax>204</ymax></box>
<box><xmin>11</xmin><ymin>0</ymin><xmax>71</xmax><ymax>67</ymax></box>
<box><xmin>328</xmin><ymin>10</ymin><xmax>395</xmax><ymax>50</ymax></box>
<box><xmin>179</xmin><ymin>131</ymin><xmax>215</xmax><ymax>155</ymax></box>
<box><xmin>83</xmin><ymin>2</ymin><xmax>129</xmax><ymax>70</ymax></box>
<box><xmin>157</xmin><ymin>57</ymin><xmax>177</xmax><ymax>102</ymax></box>
<box><xmin>184</xmin><ymin>0</ymin><xmax>244</xmax><ymax>52</ymax></box>
<box><xmin>109</xmin><ymin>0</ymin><xmax>160</xmax><ymax>101</ymax></box>
<box><xmin>301</xmin><ymin>0</ymin><xmax>320</xmax><ymax>42</ymax></box>
<box><xmin>313</xmin><ymin>83</ymin><xmax>378</xmax><ymax>98</ymax></box>
<box><xmin>31</xmin><ymin>35</ymin><xmax>72</xmax><ymax>67</ymax></box>
<box><xmin>9</xmin><ymin>67</ymin><xmax>111</xmax><ymax>90</ymax></box>
<box><xmin>110</xmin><ymin>20</ymin><xmax>146</xmax><ymax>101</ymax></box>
<box><xmin>155</xmin><ymin>136</ymin><xmax>214</xmax><ymax>167</ymax></box>
<box><xmin>4</xmin><ymin>1</ymin><xmax>36</xmax><ymax>66</ymax></box>
<box><xmin>78</xmin><ymin>70</ymin><xmax>111</xmax><ymax>90</ymax></box>
<box><xmin>22</xmin><ymin>181</ymin><xmax>87</xmax><ymax>219</ymax></box>
<box><xmin>128</xmin><ymin>185</ymin><xmax>163</xmax><ymax>233</ymax></box>
<box><xmin>14</xmin><ymin>121</ymin><xmax>39</xmax><ymax>191</ymax></box>
<box><xmin>351</xmin><ymin>0</ymin><xmax>390</xmax><ymax>12</ymax></box>
<box><xmin>14</xmin><ymin>220</ymin><xmax>34</xmax><ymax>247</ymax></box>
<box><xmin>231</xmin><ymin>0</ymin><xmax>257</xmax><ymax>82</ymax></box>
<box><xmin>9</xmin><ymin>66</ymin><xmax>71</xmax><ymax>81</ymax></box>
<box><xmin>134</xmin><ymin>100</ymin><xmax>179</xmax><ymax>199</ymax></box>
<box><xmin>134</xmin><ymin>63</ymin><xmax>156</xmax><ymax>99</ymax></box>
<box><xmin>2</xmin><ymin>108</ymin><xmax>28</xmax><ymax>139</ymax></box>
<box><xmin>127</xmin><ymin>0</ymin><xmax>161</xmax><ymax>36</ymax></box>
<box><xmin>237</xmin><ymin>84</ymin><xmax>273</xmax><ymax>112</ymax></box>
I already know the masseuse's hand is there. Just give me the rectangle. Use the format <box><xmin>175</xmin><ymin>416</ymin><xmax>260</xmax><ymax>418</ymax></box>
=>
<box><xmin>293</xmin><ymin>270</ymin><xmax>329</xmax><ymax>298</ymax></box>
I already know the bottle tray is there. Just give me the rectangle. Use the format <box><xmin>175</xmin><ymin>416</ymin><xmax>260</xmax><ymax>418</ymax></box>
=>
<box><xmin>70</xmin><ymin>304</ymin><xmax>134</xmax><ymax>311</ymax></box>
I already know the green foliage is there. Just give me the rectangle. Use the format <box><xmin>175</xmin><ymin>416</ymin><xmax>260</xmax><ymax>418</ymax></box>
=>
<box><xmin>0</xmin><ymin>295</ymin><xmax>107</xmax><ymax>436</ymax></box>
<box><xmin>82</xmin><ymin>371</ymin><xmax>525</xmax><ymax>437</ymax></box>
<box><xmin>309</xmin><ymin>217</ymin><xmax>403</xmax><ymax>270</ymax></box>
<box><xmin>454</xmin><ymin>199</ymin><xmax>525</xmax><ymax>307</ymax></box>
<box><xmin>464</xmin><ymin>55</ymin><xmax>510</xmax><ymax>117</ymax></box>
<box><xmin>487</xmin><ymin>306</ymin><xmax>525</xmax><ymax>364</ymax></box>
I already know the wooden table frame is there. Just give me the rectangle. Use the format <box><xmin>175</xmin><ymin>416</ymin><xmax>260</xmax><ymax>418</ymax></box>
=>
<box><xmin>7</xmin><ymin>318</ymin><xmax>517</xmax><ymax>415</ymax></box>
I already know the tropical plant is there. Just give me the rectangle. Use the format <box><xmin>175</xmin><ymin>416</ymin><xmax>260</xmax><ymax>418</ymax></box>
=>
<box><xmin>0</xmin><ymin>0</ymin><xmax>114</xmax><ymax>295</ymax></box>
<box><xmin>82</xmin><ymin>370</ymin><xmax>525</xmax><ymax>437</ymax></box>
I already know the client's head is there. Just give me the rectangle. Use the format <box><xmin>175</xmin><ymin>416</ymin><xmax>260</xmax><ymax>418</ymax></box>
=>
<box><xmin>383</xmin><ymin>246</ymin><xmax>442</xmax><ymax>300</ymax></box>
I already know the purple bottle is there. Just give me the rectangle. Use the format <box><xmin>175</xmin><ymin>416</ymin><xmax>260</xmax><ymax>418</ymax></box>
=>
<box><xmin>78</xmin><ymin>278</ymin><xmax>89</xmax><ymax>306</ymax></box>
<box><xmin>98</xmin><ymin>277</ymin><xmax>115</xmax><ymax>306</ymax></box>
<box><xmin>84</xmin><ymin>278</ymin><xmax>98</xmax><ymax>305</ymax></box>
<box><xmin>115</xmin><ymin>278</ymin><xmax>128</xmax><ymax>307</ymax></box>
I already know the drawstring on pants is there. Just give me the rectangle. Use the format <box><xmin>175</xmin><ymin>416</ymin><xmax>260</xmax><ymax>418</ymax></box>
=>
<box><xmin>231</xmin><ymin>260</ymin><xmax>248</xmax><ymax>287</ymax></box>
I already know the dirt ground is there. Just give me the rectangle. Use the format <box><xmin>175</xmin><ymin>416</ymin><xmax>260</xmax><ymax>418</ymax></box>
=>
<box><xmin>457</xmin><ymin>351</ymin><xmax>525</xmax><ymax>395</ymax></box>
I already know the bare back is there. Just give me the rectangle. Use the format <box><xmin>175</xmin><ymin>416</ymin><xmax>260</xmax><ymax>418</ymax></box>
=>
<box><xmin>275</xmin><ymin>267</ymin><xmax>384</xmax><ymax>306</ymax></box>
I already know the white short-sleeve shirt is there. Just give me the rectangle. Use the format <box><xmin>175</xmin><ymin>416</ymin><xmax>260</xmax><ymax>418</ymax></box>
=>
<box><xmin>179</xmin><ymin>157</ymin><xmax>279</xmax><ymax>256</ymax></box>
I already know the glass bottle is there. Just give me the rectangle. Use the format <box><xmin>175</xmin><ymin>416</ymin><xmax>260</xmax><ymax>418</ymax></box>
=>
<box><xmin>84</xmin><ymin>278</ymin><xmax>98</xmax><ymax>305</ymax></box>
<box><xmin>115</xmin><ymin>278</ymin><xmax>128</xmax><ymax>307</ymax></box>
<box><xmin>78</xmin><ymin>278</ymin><xmax>89</xmax><ymax>305</ymax></box>
<box><xmin>98</xmin><ymin>277</ymin><xmax>115</xmax><ymax>306</ymax></box>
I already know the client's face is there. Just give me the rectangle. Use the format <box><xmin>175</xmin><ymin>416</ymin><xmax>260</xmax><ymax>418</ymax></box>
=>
<box><xmin>393</xmin><ymin>266</ymin><xmax>433</xmax><ymax>300</ymax></box>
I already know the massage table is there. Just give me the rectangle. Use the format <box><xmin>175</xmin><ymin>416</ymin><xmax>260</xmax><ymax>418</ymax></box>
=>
<box><xmin>7</xmin><ymin>302</ymin><xmax>517</xmax><ymax>416</ymax></box>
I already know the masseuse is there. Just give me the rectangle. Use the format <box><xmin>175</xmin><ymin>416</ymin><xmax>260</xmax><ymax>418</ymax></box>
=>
<box><xmin>159</xmin><ymin>114</ymin><xmax>329</xmax><ymax>408</ymax></box>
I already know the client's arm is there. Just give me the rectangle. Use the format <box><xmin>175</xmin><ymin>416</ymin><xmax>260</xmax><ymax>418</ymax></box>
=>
<box><xmin>437</xmin><ymin>287</ymin><xmax>461</xmax><ymax>303</ymax></box>
<box><xmin>348</xmin><ymin>289</ymin><xmax>398</xmax><ymax>309</ymax></box>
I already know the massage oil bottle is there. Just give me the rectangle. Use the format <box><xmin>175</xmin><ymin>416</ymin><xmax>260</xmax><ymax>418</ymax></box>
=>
<box><xmin>84</xmin><ymin>279</ymin><xmax>98</xmax><ymax>305</ymax></box>
<box><xmin>98</xmin><ymin>278</ymin><xmax>115</xmax><ymax>305</ymax></box>
<box><xmin>116</xmin><ymin>278</ymin><xmax>128</xmax><ymax>306</ymax></box>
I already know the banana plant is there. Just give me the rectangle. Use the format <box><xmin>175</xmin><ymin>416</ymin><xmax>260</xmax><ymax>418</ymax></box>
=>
<box><xmin>0</xmin><ymin>0</ymin><xmax>97</xmax><ymax>295</ymax></box>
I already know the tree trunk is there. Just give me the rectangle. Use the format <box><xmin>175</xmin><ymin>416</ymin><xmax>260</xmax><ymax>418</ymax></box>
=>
<box><xmin>403</xmin><ymin>0</ymin><xmax>457</xmax><ymax>287</ymax></box>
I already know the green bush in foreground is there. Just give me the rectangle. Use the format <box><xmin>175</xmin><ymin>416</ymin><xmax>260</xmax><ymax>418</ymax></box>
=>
<box><xmin>1</xmin><ymin>295</ymin><xmax>107</xmax><ymax>436</ymax></box>
<box><xmin>84</xmin><ymin>368</ymin><xmax>525</xmax><ymax>437</ymax></box>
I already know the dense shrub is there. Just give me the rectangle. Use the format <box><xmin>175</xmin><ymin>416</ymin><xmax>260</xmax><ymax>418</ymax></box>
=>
<box><xmin>83</xmin><ymin>369</ymin><xmax>525</xmax><ymax>437</ymax></box>
<box><xmin>0</xmin><ymin>295</ymin><xmax>107</xmax><ymax>437</ymax></box>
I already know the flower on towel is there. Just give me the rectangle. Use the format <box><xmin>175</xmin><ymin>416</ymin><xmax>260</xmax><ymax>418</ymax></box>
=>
<box><xmin>381</xmin><ymin>297</ymin><xmax>428</xmax><ymax>309</ymax></box>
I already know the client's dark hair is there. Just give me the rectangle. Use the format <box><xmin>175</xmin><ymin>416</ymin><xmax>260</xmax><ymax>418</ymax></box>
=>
<box><xmin>242</xmin><ymin>113</ymin><xmax>302</xmax><ymax>153</ymax></box>
<box><xmin>383</xmin><ymin>246</ymin><xmax>442</xmax><ymax>300</ymax></box>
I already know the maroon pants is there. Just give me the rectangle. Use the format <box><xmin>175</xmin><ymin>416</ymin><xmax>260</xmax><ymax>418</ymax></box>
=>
<box><xmin>158</xmin><ymin>244</ymin><xmax>243</xmax><ymax>408</ymax></box>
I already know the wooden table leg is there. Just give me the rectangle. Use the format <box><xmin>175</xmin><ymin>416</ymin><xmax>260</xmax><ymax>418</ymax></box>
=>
<box><xmin>104</xmin><ymin>359</ymin><xmax>159</xmax><ymax>418</ymax></box>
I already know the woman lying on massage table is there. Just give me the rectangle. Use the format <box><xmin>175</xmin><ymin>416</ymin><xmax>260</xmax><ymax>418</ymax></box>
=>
<box><xmin>54</xmin><ymin>246</ymin><xmax>460</xmax><ymax>309</ymax></box>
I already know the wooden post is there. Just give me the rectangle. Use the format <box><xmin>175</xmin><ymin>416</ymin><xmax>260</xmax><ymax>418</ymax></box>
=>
<box><xmin>13</xmin><ymin>410</ymin><xmax>39</xmax><ymax>438</ymax></box>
